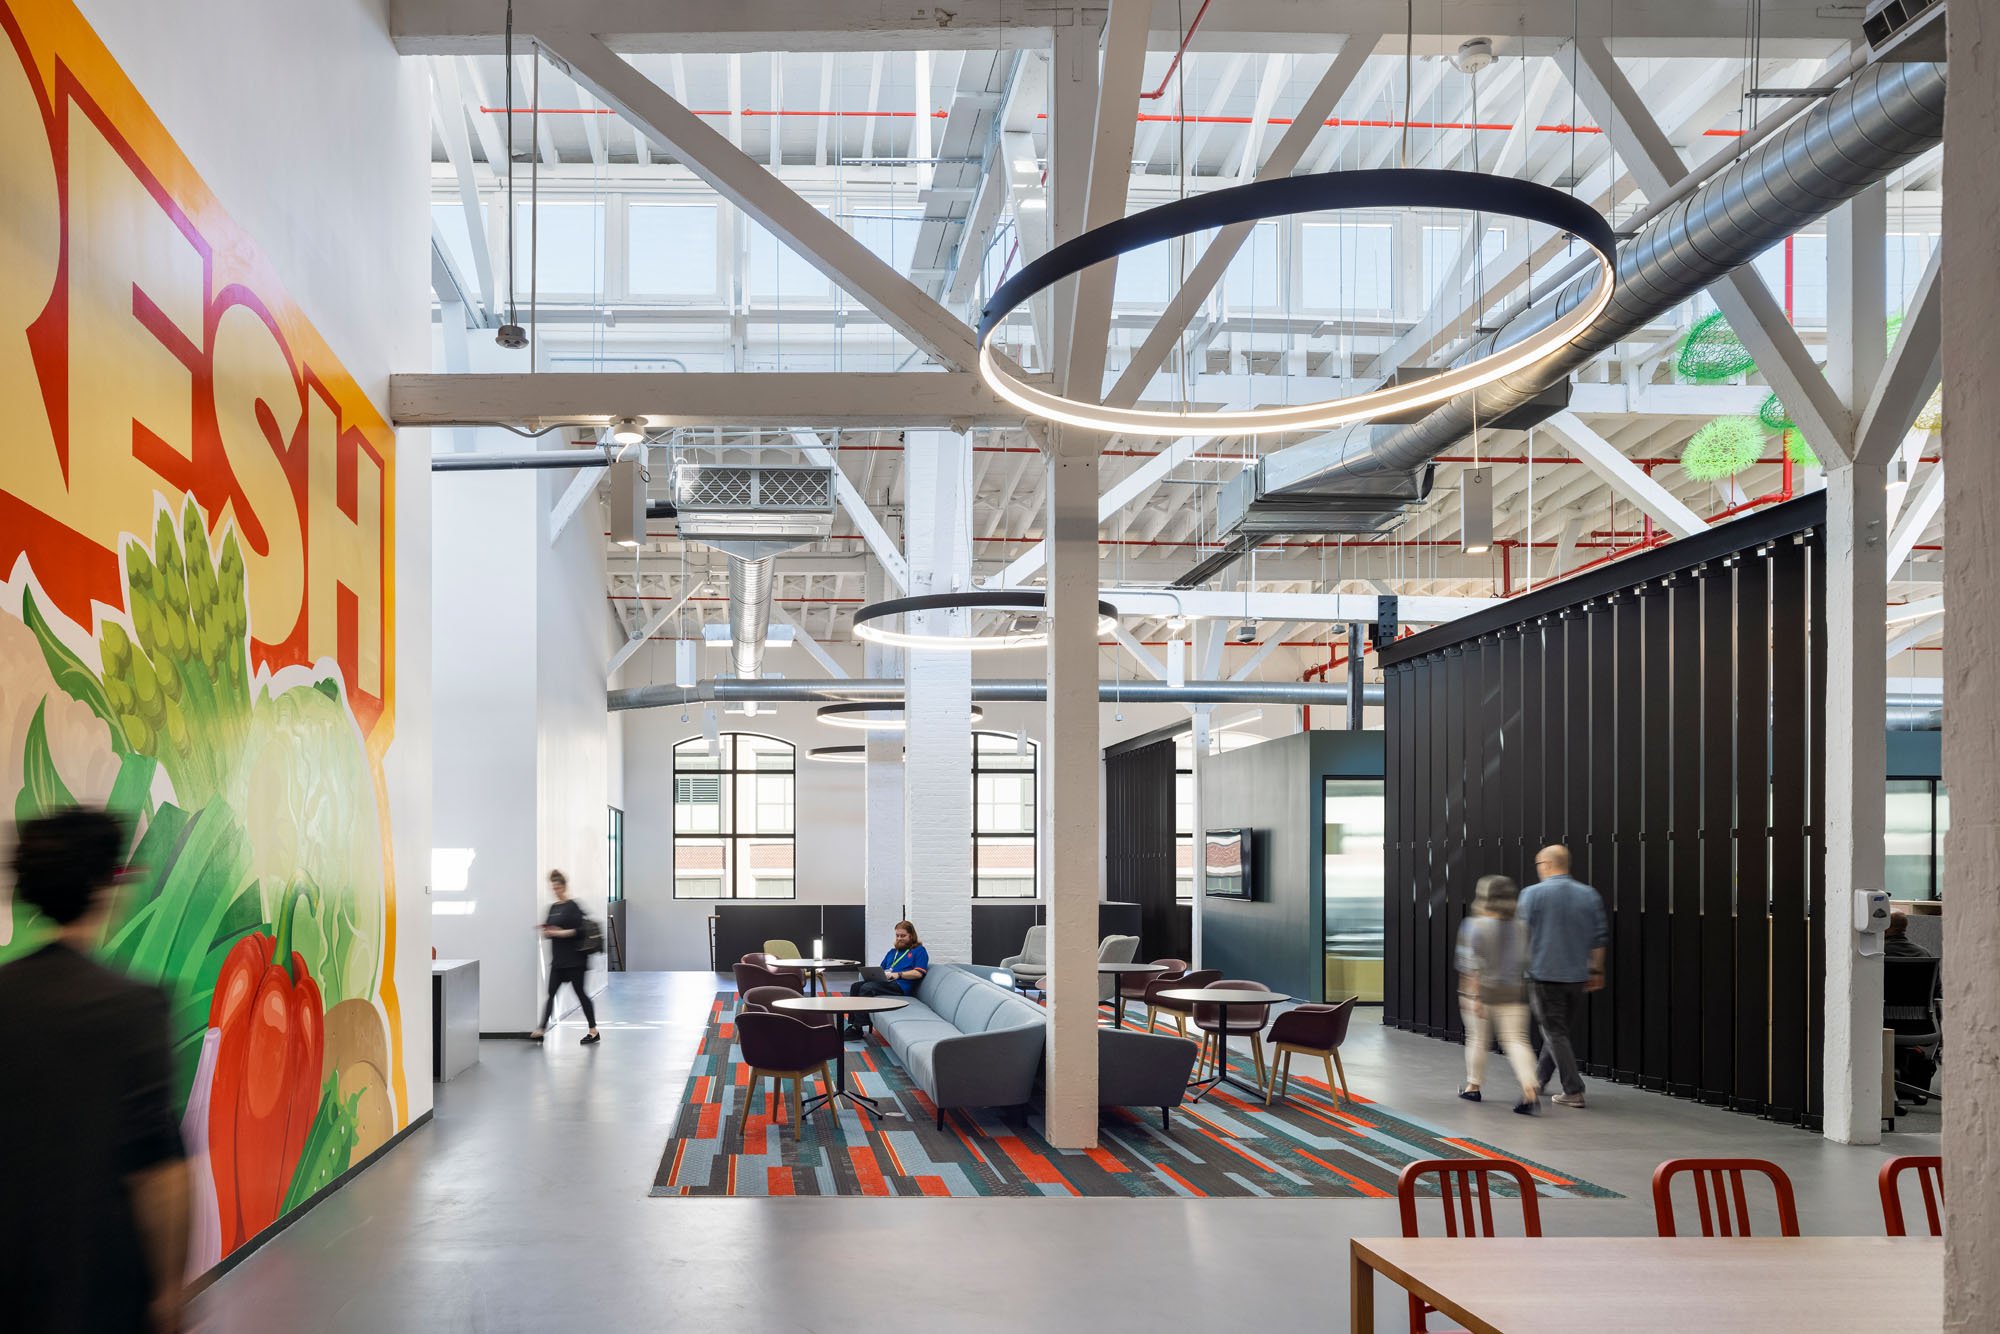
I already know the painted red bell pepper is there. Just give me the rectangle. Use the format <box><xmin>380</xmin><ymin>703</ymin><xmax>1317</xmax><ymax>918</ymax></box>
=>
<box><xmin>206</xmin><ymin>887</ymin><xmax>326</xmax><ymax>1249</ymax></box>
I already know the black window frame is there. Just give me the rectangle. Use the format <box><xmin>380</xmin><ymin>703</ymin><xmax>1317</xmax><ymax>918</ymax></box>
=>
<box><xmin>670</xmin><ymin>732</ymin><xmax>798</xmax><ymax>900</ymax></box>
<box><xmin>972</xmin><ymin>730</ymin><xmax>1038</xmax><ymax>899</ymax></box>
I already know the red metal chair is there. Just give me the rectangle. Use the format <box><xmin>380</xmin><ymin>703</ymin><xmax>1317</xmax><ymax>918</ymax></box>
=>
<box><xmin>1652</xmin><ymin>1158</ymin><xmax>1800</xmax><ymax>1237</ymax></box>
<box><xmin>1879</xmin><ymin>1154</ymin><xmax>1944</xmax><ymax>1237</ymax></box>
<box><xmin>1396</xmin><ymin>1157</ymin><xmax>1543</xmax><ymax>1333</ymax></box>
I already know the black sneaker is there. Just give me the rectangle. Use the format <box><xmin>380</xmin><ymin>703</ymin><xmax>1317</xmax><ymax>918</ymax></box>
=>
<box><xmin>1458</xmin><ymin>1087</ymin><xmax>1482</xmax><ymax>1102</ymax></box>
<box><xmin>580</xmin><ymin>1032</ymin><xmax>601</xmax><ymax>1045</ymax></box>
<box><xmin>1514</xmin><ymin>1099</ymin><xmax>1539</xmax><ymax>1115</ymax></box>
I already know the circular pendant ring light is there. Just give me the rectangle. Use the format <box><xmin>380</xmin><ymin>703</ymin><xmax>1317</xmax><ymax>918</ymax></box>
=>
<box><xmin>852</xmin><ymin>590</ymin><xmax>1120</xmax><ymax>653</ymax></box>
<box><xmin>806</xmin><ymin>745</ymin><xmax>869</xmax><ymax>763</ymax></box>
<box><xmin>817</xmin><ymin>702</ymin><xmax>987</xmax><ymax>730</ymax></box>
<box><xmin>976</xmin><ymin>169</ymin><xmax>1617</xmax><ymax>436</ymax></box>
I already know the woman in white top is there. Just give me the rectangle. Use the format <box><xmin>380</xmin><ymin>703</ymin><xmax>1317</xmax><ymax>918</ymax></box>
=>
<box><xmin>1455</xmin><ymin>874</ymin><xmax>1540</xmax><ymax>1114</ymax></box>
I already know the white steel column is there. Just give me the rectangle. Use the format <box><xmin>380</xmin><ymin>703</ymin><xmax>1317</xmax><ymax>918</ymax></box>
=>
<box><xmin>1043</xmin><ymin>431</ymin><xmax>1101</xmax><ymax>1148</ymax></box>
<box><xmin>863</xmin><ymin>562</ymin><xmax>906</xmax><ymax>950</ymax></box>
<box><xmin>1820</xmin><ymin>464</ymin><xmax>1888</xmax><ymax>1145</ymax></box>
<box><xmin>1818</xmin><ymin>187</ymin><xmax>1892</xmax><ymax>1146</ymax></box>
<box><xmin>901</xmin><ymin>431</ymin><xmax>974</xmax><ymax>963</ymax></box>
<box><xmin>1942</xmin><ymin>8</ymin><xmax>1998</xmax><ymax>1319</ymax></box>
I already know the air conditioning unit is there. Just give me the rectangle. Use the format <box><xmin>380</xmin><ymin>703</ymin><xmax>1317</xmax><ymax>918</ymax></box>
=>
<box><xmin>668</xmin><ymin>462</ymin><xmax>837</xmax><ymax>557</ymax></box>
<box><xmin>1862</xmin><ymin>0</ymin><xmax>1946</xmax><ymax>61</ymax></box>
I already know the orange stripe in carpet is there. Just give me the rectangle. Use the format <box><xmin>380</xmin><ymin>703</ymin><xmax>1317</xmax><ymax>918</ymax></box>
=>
<box><xmin>668</xmin><ymin>1140</ymin><xmax>688</xmax><ymax>1185</ymax></box>
<box><xmin>1154</xmin><ymin>1162</ymin><xmax>1207</xmax><ymax>1197</ymax></box>
<box><xmin>767</xmin><ymin>1167</ymin><xmax>796</xmax><ymax>1195</ymax></box>
<box><xmin>718</xmin><ymin>1022</ymin><xmax>734</xmax><ymax>1040</ymax></box>
<box><xmin>1086</xmin><ymin>1146</ymin><xmax>1129</xmax><ymax>1174</ymax></box>
<box><xmin>915</xmin><ymin>1175</ymin><xmax>950</xmax><ymax>1197</ymax></box>
<box><xmin>1291</xmin><ymin>1146</ymin><xmax>1393</xmax><ymax>1197</ymax></box>
<box><xmin>944</xmin><ymin>1113</ymin><xmax>991</xmax><ymax>1166</ymax></box>
<box><xmin>1182</xmin><ymin>1105</ymin><xmax>1243</xmax><ymax>1139</ymax></box>
<box><xmin>849</xmin><ymin>1146</ymin><xmax>891</xmax><ymax>1196</ymax></box>
<box><xmin>727</xmin><ymin>1155</ymin><xmax>737</xmax><ymax>1195</ymax></box>
<box><xmin>882</xmin><ymin>1137</ymin><xmax>909</xmax><ymax>1179</ymax></box>
<box><xmin>993</xmin><ymin>1136</ymin><xmax>1075</xmax><ymax>1191</ymax></box>
<box><xmin>696</xmin><ymin>1102</ymin><xmax>721</xmax><ymax>1140</ymax></box>
<box><xmin>1191</xmin><ymin>1123</ymin><xmax>1281</xmax><ymax>1175</ymax></box>
<box><xmin>1441</xmin><ymin>1138</ymin><xmax>1572</xmax><ymax>1187</ymax></box>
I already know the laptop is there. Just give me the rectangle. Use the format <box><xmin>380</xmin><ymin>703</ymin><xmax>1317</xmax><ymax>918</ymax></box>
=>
<box><xmin>858</xmin><ymin>965</ymin><xmax>891</xmax><ymax>984</ymax></box>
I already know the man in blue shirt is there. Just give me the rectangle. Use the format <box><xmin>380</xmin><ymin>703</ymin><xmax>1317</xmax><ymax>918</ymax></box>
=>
<box><xmin>843</xmin><ymin>920</ymin><xmax>929</xmax><ymax>1038</ymax></box>
<box><xmin>1518</xmin><ymin>845</ymin><xmax>1608</xmax><ymax>1108</ymax></box>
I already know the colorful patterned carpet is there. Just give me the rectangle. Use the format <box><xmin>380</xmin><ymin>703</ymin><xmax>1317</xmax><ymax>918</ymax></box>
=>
<box><xmin>651</xmin><ymin>993</ymin><xmax>1619</xmax><ymax>1199</ymax></box>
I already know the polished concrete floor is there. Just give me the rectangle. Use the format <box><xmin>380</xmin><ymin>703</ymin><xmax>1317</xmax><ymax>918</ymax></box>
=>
<box><xmin>191</xmin><ymin>972</ymin><xmax>1939</xmax><ymax>1333</ymax></box>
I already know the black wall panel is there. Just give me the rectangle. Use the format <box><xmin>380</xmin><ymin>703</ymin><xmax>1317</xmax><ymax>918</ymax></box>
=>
<box><xmin>1380</xmin><ymin>495</ymin><xmax>1828</xmax><ymax>1124</ymax></box>
<box><xmin>1104</xmin><ymin>740</ymin><xmax>1186</xmax><ymax>961</ymax></box>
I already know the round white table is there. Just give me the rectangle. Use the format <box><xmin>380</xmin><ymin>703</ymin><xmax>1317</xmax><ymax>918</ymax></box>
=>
<box><xmin>771</xmin><ymin>994</ymin><xmax>910</xmax><ymax>1120</ymax></box>
<box><xmin>767</xmin><ymin>957</ymin><xmax>858</xmax><ymax>997</ymax></box>
<box><xmin>1156</xmin><ymin>986</ymin><xmax>1287</xmax><ymax>1100</ymax></box>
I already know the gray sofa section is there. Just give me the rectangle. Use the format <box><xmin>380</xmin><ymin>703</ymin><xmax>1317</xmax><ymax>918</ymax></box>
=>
<box><xmin>873</xmin><ymin>964</ymin><xmax>1047</xmax><ymax>1125</ymax></box>
<box><xmin>870</xmin><ymin>964</ymin><xmax>1204</xmax><ymax>1130</ymax></box>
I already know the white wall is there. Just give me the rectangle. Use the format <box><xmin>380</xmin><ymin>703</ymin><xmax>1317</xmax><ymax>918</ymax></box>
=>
<box><xmin>76</xmin><ymin>0</ymin><xmax>433</xmax><ymax>1117</ymax></box>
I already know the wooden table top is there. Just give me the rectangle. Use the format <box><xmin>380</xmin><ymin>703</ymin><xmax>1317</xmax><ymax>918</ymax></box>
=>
<box><xmin>1157</xmin><ymin>987</ymin><xmax>1287</xmax><ymax>1005</ymax></box>
<box><xmin>771</xmin><ymin>995</ymin><xmax>910</xmax><ymax>1014</ymax></box>
<box><xmin>767</xmin><ymin>958</ymin><xmax>858</xmax><ymax>968</ymax></box>
<box><xmin>1352</xmin><ymin>1236</ymin><xmax>1943</xmax><ymax>1333</ymax></box>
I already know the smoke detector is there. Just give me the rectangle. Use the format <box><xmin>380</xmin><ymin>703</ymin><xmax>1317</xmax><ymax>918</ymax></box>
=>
<box><xmin>495</xmin><ymin>323</ymin><xmax>528</xmax><ymax>349</ymax></box>
<box><xmin>1454</xmin><ymin>38</ymin><xmax>1496</xmax><ymax>74</ymax></box>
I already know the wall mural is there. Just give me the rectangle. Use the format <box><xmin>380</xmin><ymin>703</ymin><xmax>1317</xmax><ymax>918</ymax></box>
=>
<box><xmin>0</xmin><ymin>0</ymin><xmax>404</xmax><ymax>1273</ymax></box>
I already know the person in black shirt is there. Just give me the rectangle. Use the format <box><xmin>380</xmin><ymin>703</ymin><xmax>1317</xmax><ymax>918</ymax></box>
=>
<box><xmin>531</xmin><ymin>869</ymin><xmax>600</xmax><ymax>1045</ymax></box>
<box><xmin>0</xmin><ymin>807</ymin><xmax>189</xmax><ymax>1333</ymax></box>
<box><xmin>1884</xmin><ymin>910</ymin><xmax>1932</xmax><ymax>959</ymax></box>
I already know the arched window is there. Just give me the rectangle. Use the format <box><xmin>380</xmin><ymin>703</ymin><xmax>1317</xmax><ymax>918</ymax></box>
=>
<box><xmin>973</xmin><ymin>730</ymin><xmax>1037</xmax><ymax>899</ymax></box>
<box><xmin>672</xmin><ymin>733</ymin><xmax>796</xmax><ymax>898</ymax></box>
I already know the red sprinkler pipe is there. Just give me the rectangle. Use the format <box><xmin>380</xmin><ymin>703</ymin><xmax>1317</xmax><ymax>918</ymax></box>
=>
<box><xmin>1139</xmin><ymin>0</ymin><xmax>1215</xmax><ymax>100</ymax></box>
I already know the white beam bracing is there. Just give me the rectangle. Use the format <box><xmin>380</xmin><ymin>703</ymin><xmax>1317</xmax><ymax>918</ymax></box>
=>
<box><xmin>1889</xmin><ymin>463</ymin><xmax>1945</xmax><ymax>575</ymax></box>
<box><xmin>1566</xmin><ymin>38</ymin><xmax>1856</xmax><ymax>464</ymax></box>
<box><xmin>792</xmin><ymin>432</ymin><xmax>911</xmax><ymax>592</ymax></box>
<box><xmin>1105</xmin><ymin>36</ymin><xmax>1377</xmax><ymax>409</ymax></box>
<box><xmin>538</xmin><ymin>28</ymin><xmax>982</xmax><ymax>371</ymax></box>
<box><xmin>606</xmin><ymin>579</ymin><xmax>705</xmax><ymax>679</ymax></box>
<box><xmin>1539</xmin><ymin>412</ymin><xmax>1706</xmax><ymax>539</ymax></box>
<box><xmin>1229</xmin><ymin>622</ymin><xmax>1299</xmax><ymax>681</ymax></box>
<box><xmin>767</xmin><ymin>601</ymin><xmax>851</xmax><ymax>678</ymax></box>
<box><xmin>1110</xmin><ymin>625</ymin><xmax>1168</xmax><ymax>681</ymax></box>
<box><xmin>1855</xmin><ymin>243</ymin><xmax>1943</xmax><ymax>467</ymax></box>
<box><xmin>548</xmin><ymin>455</ymin><xmax>606</xmax><ymax>544</ymax></box>
<box><xmin>1063</xmin><ymin>0</ymin><xmax>1150</xmax><ymax>405</ymax></box>
<box><xmin>1887</xmin><ymin>613</ymin><xmax>1945</xmax><ymax>660</ymax></box>
<box><xmin>430</xmin><ymin>58</ymin><xmax>498</xmax><ymax>322</ymax></box>
<box><xmin>991</xmin><ymin>435</ymin><xmax>1206</xmax><ymax>586</ymax></box>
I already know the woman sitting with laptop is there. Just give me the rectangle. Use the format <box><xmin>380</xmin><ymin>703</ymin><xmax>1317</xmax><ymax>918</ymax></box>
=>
<box><xmin>843</xmin><ymin>919</ymin><xmax>928</xmax><ymax>1038</ymax></box>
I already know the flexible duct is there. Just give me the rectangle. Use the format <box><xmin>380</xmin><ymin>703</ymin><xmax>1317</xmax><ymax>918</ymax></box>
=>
<box><xmin>609</xmin><ymin>678</ymin><xmax>1384</xmax><ymax>711</ymax></box>
<box><xmin>727</xmin><ymin>556</ymin><xmax>775</xmax><ymax>681</ymax></box>
<box><xmin>1262</xmin><ymin>59</ymin><xmax>1947</xmax><ymax>497</ymax></box>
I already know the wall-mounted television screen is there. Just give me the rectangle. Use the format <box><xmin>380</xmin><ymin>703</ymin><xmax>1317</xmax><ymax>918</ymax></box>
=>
<box><xmin>1203</xmin><ymin>829</ymin><xmax>1253</xmax><ymax>899</ymax></box>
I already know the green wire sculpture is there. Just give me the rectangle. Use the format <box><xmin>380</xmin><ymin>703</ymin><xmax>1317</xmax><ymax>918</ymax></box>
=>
<box><xmin>1680</xmin><ymin>417</ymin><xmax>1765</xmax><ymax>480</ymax></box>
<box><xmin>1675</xmin><ymin>311</ymin><xmax>1757</xmax><ymax>382</ymax></box>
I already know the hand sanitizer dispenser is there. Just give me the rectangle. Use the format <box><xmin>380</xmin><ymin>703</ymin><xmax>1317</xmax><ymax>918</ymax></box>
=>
<box><xmin>1854</xmin><ymin>889</ymin><xmax>1891</xmax><ymax>957</ymax></box>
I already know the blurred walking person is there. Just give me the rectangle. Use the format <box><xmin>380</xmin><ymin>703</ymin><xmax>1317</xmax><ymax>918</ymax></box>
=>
<box><xmin>531</xmin><ymin>869</ymin><xmax>600</xmax><ymax>1045</ymax></box>
<box><xmin>0</xmin><ymin>808</ymin><xmax>189</xmax><ymax>1332</ymax></box>
<box><xmin>1455</xmin><ymin>875</ymin><xmax>1540</xmax><ymax>1114</ymax></box>
<box><xmin>1519</xmin><ymin>844</ymin><xmax>1609</xmax><ymax>1109</ymax></box>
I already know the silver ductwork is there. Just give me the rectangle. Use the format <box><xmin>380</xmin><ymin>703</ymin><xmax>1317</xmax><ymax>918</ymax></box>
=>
<box><xmin>1245</xmin><ymin>58</ymin><xmax>1947</xmax><ymax>509</ymax></box>
<box><xmin>609</xmin><ymin>678</ymin><xmax>1385</xmax><ymax>711</ymax></box>
<box><xmin>726</xmin><ymin>556</ymin><xmax>776</xmax><ymax>681</ymax></box>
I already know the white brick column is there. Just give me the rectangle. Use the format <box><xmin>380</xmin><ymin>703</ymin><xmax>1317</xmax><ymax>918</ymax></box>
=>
<box><xmin>901</xmin><ymin>431</ymin><xmax>973</xmax><ymax>964</ymax></box>
<box><xmin>862</xmin><ymin>562</ymin><xmax>905</xmax><ymax>952</ymax></box>
<box><xmin>1043</xmin><ymin>440</ymin><xmax>1101</xmax><ymax>1148</ymax></box>
<box><xmin>1942</xmin><ymin>12</ymin><xmax>1999</xmax><ymax>1320</ymax></box>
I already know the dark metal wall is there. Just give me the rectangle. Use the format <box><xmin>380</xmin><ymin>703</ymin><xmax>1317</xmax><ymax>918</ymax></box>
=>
<box><xmin>1382</xmin><ymin>495</ymin><xmax>1828</xmax><ymax>1126</ymax></box>
<box><xmin>1104</xmin><ymin>739</ymin><xmax>1190</xmax><ymax>960</ymax></box>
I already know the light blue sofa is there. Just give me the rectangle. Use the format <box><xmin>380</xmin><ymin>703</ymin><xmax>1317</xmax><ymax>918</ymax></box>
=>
<box><xmin>872</xmin><ymin>964</ymin><xmax>1047</xmax><ymax>1126</ymax></box>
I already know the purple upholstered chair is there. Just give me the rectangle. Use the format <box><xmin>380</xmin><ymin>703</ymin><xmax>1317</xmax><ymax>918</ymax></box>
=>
<box><xmin>1144</xmin><ymin>967</ymin><xmax>1219</xmax><ymax>1038</ymax></box>
<box><xmin>1265</xmin><ymin>995</ymin><xmax>1358</xmax><ymax>1105</ymax></box>
<box><xmin>734</xmin><ymin>958</ymin><xmax>794</xmax><ymax>995</ymax></box>
<box><xmin>735</xmin><ymin>1010</ymin><xmax>842</xmax><ymax>1140</ymax></box>
<box><xmin>1120</xmin><ymin>958</ymin><xmax>1189</xmax><ymax>1025</ymax></box>
<box><xmin>1190</xmin><ymin>979</ymin><xmax>1275</xmax><ymax>1088</ymax></box>
<box><xmin>739</xmin><ymin>984</ymin><xmax>836</xmax><ymax>1030</ymax></box>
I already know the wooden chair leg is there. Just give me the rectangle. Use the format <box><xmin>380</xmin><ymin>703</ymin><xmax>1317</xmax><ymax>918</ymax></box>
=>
<box><xmin>1174</xmin><ymin>1013</ymin><xmax>1189</xmax><ymax>1039</ymax></box>
<box><xmin>1143</xmin><ymin>1004</ymin><xmax>1157</xmax><ymax>1034</ymax></box>
<box><xmin>740</xmin><ymin>1069</ymin><xmax>761</xmax><ymax>1133</ymax></box>
<box><xmin>1331</xmin><ymin>1050</ymin><xmax>1350</xmax><ymax>1103</ymax></box>
<box><xmin>1250</xmin><ymin>1034</ymin><xmax>1267</xmax><ymax>1088</ymax></box>
<box><xmin>788</xmin><ymin>1076</ymin><xmax>805</xmax><ymax>1140</ymax></box>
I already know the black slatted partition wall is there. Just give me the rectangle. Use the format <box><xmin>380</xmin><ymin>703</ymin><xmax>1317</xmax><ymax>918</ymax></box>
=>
<box><xmin>1103</xmin><ymin>738</ymin><xmax>1186</xmax><ymax>962</ymax></box>
<box><xmin>1381</xmin><ymin>495</ymin><xmax>1828</xmax><ymax>1123</ymax></box>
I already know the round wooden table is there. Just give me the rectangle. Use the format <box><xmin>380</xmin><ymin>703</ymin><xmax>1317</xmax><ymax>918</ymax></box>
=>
<box><xmin>771</xmin><ymin>994</ymin><xmax>909</xmax><ymax>1119</ymax></box>
<box><xmin>1155</xmin><ymin>986</ymin><xmax>1287</xmax><ymax>1100</ymax></box>
<box><xmin>767</xmin><ymin>957</ymin><xmax>858</xmax><ymax>997</ymax></box>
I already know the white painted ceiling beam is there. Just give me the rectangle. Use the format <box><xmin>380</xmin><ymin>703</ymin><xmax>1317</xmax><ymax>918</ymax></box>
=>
<box><xmin>1064</xmin><ymin>0</ymin><xmax>1151</xmax><ymax>405</ymax></box>
<box><xmin>989</xmin><ymin>435</ymin><xmax>1208</xmax><ymax>586</ymax></box>
<box><xmin>1855</xmin><ymin>242</ymin><xmax>1942</xmax><ymax>468</ymax></box>
<box><xmin>1082</xmin><ymin>587</ymin><xmax>1494</xmax><ymax>625</ymax></box>
<box><xmin>792</xmin><ymin>431</ymin><xmax>911</xmax><ymax>592</ymax></box>
<box><xmin>389</xmin><ymin>371</ymin><xmax>1024</xmax><ymax>428</ymax></box>
<box><xmin>767</xmin><ymin>601</ymin><xmax>852</xmax><ymax>677</ymax></box>
<box><xmin>396</xmin><ymin>4</ymin><xmax>1856</xmax><ymax>56</ymax></box>
<box><xmin>1105</xmin><ymin>35</ymin><xmax>1376</xmax><ymax>410</ymax></box>
<box><xmin>1886</xmin><ymin>613</ymin><xmax>1944</xmax><ymax>660</ymax></box>
<box><xmin>538</xmin><ymin>28</ymin><xmax>983</xmax><ymax>371</ymax></box>
<box><xmin>1229</xmin><ymin>622</ymin><xmax>1299</xmax><ymax>681</ymax></box>
<box><xmin>429</xmin><ymin>59</ymin><xmax>499</xmax><ymax>321</ymax></box>
<box><xmin>1110</xmin><ymin>625</ymin><xmax>1168</xmax><ymax>681</ymax></box>
<box><xmin>607</xmin><ymin>579</ymin><xmax>706</xmax><ymax>679</ymax></box>
<box><xmin>1538</xmin><ymin>412</ymin><xmax>1707</xmax><ymax>539</ymax></box>
<box><xmin>1888</xmin><ymin>462</ymin><xmax>1945</xmax><ymax>575</ymax></box>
